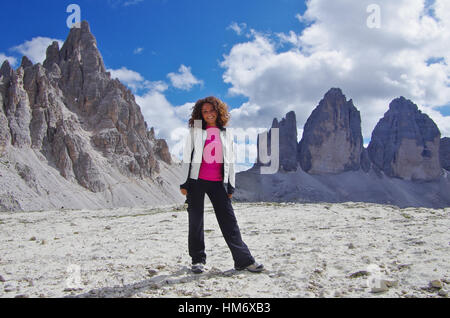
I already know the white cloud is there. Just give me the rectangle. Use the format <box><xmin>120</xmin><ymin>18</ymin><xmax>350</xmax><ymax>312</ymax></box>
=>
<box><xmin>167</xmin><ymin>64</ymin><xmax>203</xmax><ymax>91</ymax></box>
<box><xmin>123</xmin><ymin>0</ymin><xmax>144</xmax><ymax>6</ymax></box>
<box><xmin>0</xmin><ymin>53</ymin><xmax>17</xmax><ymax>67</ymax></box>
<box><xmin>107</xmin><ymin>66</ymin><xmax>156</xmax><ymax>93</ymax></box>
<box><xmin>10</xmin><ymin>37</ymin><xmax>64</xmax><ymax>64</ymax></box>
<box><xmin>220</xmin><ymin>0</ymin><xmax>450</xmax><ymax>138</ymax></box>
<box><xmin>135</xmin><ymin>87</ymin><xmax>192</xmax><ymax>159</ymax></box>
<box><xmin>227</xmin><ymin>22</ymin><xmax>248</xmax><ymax>36</ymax></box>
<box><xmin>108</xmin><ymin>0</ymin><xmax>144</xmax><ymax>7</ymax></box>
<box><xmin>108</xmin><ymin>67</ymin><xmax>145</xmax><ymax>84</ymax></box>
<box><xmin>133</xmin><ymin>47</ymin><xmax>144</xmax><ymax>55</ymax></box>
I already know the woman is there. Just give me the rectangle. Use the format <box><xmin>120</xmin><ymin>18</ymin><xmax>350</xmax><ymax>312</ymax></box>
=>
<box><xmin>180</xmin><ymin>96</ymin><xmax>263</xmax><ymax>274</ymax></box>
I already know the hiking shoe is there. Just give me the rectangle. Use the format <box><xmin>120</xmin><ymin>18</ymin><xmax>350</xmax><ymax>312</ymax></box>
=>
<box><xmin>236</xmin><ymin>262</ymin><xmax>264</xmax><ymax>273</ymax></box>
<box><xmin>191</xmin><ymin>263</ymin><xmax>205</xmax><ymax>274</ymax></box>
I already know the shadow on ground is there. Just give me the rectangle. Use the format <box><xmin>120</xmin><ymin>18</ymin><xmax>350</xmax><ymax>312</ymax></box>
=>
<box><xmin>66</xmin><ymin>266</ymin><xmax>259</xmax><ymax>298</ymax></box>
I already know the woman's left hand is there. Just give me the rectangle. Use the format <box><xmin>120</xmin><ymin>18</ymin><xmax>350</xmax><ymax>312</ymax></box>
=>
<box><xmin>228</xmin><ymin>194</ymin><xmax>233</xmax><ymax>199</ymax></box>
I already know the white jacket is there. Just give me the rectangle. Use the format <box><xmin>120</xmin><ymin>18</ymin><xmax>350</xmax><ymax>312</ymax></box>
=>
<box><xmin>180</xmin><ymin>126</ymin><xmax>236</xmax><ymax>194</ymax></box>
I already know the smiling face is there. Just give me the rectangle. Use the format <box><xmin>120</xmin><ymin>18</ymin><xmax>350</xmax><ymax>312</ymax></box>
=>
<box><xmin>202</xmin><ymin>103</ymin><xmax>218</xmax><ymax>127</ymax></box>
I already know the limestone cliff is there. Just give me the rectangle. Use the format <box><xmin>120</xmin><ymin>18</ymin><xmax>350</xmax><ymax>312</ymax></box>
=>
<box><xmin>0</xmin><ymin>21</ymin><xmax>182</xmax><ymax>212</ymax></box>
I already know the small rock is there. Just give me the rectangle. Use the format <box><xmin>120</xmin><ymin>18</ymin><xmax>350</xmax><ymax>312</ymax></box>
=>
<box><xmin>0</xmin><ymin>275</ymin><xmax>5</xmax><ymax>282</ymax></box>
<box><xmin>430</xmin><ymin>280</ymin><xmax>443</xmax><ymax>289</ymax></box>
<box><xmin>105</xmin><ymin>226</ymin><xmax>111</xmax><ymax>230</ymax></box>
<box><xmin>64</xmin><ymin>287</ymin><xmax>83</xmax><ymax>292</ymax></box>
<box><xmin>4</xmin><ymin>284</ymin><xmax>16</xmax><ymax>292</ymax></box>
<box><xmin>349</xmin><ymin>270</ymin><xmax>369</xmax><ymax>278</ymax></box>
<box><xmin>348</xmin><ymin>243</ymin><xmax>355</xmax><ymax>249</ymax></box>
<box><xmin>147</xmin><ymin>269</ymin><xmax>158</xmax><ymax>277</ymax></box>
<box><xmin>14</xmin><ymin>294</ymin><xmax>29</xmax><ymax>298</ymax></box>
<box><xmin>29</xmin><ymin>236</ymin><xmax>36</xmax><ymax>241</ymax></box>
<box><xmin>385</xmin><ymin>280</ymin><xmax>398</xmax><ymax>288</ymax></box>
<box><xmin>397</xmin><ymin>264</ymin><xmax>412</xmax><ymax>270</ymax></box>
<box><xmin>370</xmin><ymin>280</ymin><xmax>389</xmax><ymax>293</ymax></box>
<box><xmin>438</xmin><ymin>289</ymin><xmax>448</xmax><ymax>297</ymax></box>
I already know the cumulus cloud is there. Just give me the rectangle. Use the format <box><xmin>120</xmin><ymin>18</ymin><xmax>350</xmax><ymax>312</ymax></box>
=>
<box><xmin>107</xmin><ymin>66</ymin><xmax>158</xmax><ymax>93</ymax></box>
<box><xmin>135</xmin><ymin>87</ymin><xmax>194</xmax><ymax>161</ymax></box>
<box><xmin>0</xmin><ymin>53</ymin><xmax>17</xmax><ymax>67</ymax></box>
<box><xmin>221</xmin><ymin>0</ymin><xmax>450</xmax><ymax>139</ymax></box>
<box><xmin>167</xmin><ymin>64</ymin><xmax>203</xmax><ymax>91</ymax></box>
<box><xmin>10</xmin><ymin>37</ymin><xmax>64</xmax><ymax>64</ymax></box>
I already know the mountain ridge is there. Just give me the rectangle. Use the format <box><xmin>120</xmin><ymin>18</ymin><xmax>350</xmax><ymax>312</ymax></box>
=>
<box><xmin>238</xmin><ymin>88</ymin><xmax>450</xmax><ymax>208</ymax></box>
<box><xmin>0</xmin><ymin>21</ymin><xmax>185</xmax><ymax>212</ymax></box>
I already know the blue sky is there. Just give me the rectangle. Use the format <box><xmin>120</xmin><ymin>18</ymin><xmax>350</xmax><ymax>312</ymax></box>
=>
<box><xmin>0</xmin><ymin>0</ymin><xmax>306</xmax><ymax>107</ymax></box>
<box><xmin>1</xmin><ymin>0</ymin><xmax>449</xmax><ymax>170</ymax></box>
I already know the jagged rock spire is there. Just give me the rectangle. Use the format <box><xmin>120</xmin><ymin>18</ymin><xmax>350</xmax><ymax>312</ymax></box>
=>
<box><xmin>255</xmin><ymin>110</ymin><xmax>298</xmax><ymax>172</ymax></box>
<box><xmin>0</xmin><ymin>60</ymin><xmax>13</xmax><ymax>79</ymax></box>
<box><xmin>298</xmin><ymin>88</ymin><xmax>363</xmax><ymax>174</ymax></box>
<box><xmin>58</xmin><ymin>20</ymin><xmax>106</xmax><ymax>74</ymax></box>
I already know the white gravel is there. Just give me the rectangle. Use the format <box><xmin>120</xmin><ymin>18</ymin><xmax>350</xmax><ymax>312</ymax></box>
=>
<box><xmin>0</xmin><ymin>201</ymin><xmax>449</xmax><ymax>298</ymax></box>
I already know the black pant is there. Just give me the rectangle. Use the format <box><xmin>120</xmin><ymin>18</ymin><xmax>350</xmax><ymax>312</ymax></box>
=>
<box><xmin>186</xmin><ymin>178</ymin><xmax>255</xmax><ymax>268</ymax></box>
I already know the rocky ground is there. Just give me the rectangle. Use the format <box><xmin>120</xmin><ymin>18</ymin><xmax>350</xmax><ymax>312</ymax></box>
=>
<box><xmin>0</xmin><ymin>201</ymin><xmax>448</xmax><ymax>298</ymax></box>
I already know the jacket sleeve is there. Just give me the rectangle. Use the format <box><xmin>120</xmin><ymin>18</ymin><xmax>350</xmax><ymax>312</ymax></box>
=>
<box><xmin>227</xmin><ymin>131</ymin><xmax>236</xmax><ymax>195</ymax></box>
<box><xmin>180</xmin><ymin>128</ymin><xmax>194</xmax><ymax>191</ymax></box>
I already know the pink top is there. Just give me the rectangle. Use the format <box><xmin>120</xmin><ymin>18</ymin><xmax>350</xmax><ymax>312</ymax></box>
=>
<box><xmin>198</xmin><ymin>126</ymin><xmax>224</xmax><ymax>182</ymax></box>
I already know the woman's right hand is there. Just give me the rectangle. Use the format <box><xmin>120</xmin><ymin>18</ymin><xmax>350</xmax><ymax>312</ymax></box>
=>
<box><xmin>180</xmin><ymin>188</ymin><xmax>188</xmax><ymax>196</ymax></box>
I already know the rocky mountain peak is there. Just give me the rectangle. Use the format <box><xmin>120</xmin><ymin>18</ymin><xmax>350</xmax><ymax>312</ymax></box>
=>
<box><xmin>57</xmin><ymin>20</ymin><xmax>106</xmax><ymax>75</ymax></box>
<box><xmin>0</xmin><ymin>60</ymin><xmax>13</xmax><ymax>79</ymax></box>
<box><xmin>298</xmin><ymin>88</ymin><xmax>363</xmax><ymax>174</ymax></box>
<box><xmin>43</xmin><ymin>41</ymin><xmax>60</xmax><ymax>70</ymax></box>
<box><xmin>236</xmin><ymin>90</ymin><xmax>449</xmax><ymax>208</ymax></box>
<box><xmin>255</xmin><ymin>110</ymin><xmax>298</xmax><ymax>172</ymax></box>
<box><xmin>388</xmin><ymin>96</ymin><xmax>419</xmax><ymax>113</ymax></box>
<box><xmin>368</xmin><ymin>97</ymin><xmax>441</xmax><ymax>181</ymax></box>
<box><xmin>0</xmin><ymin>20</ymin><xmax>173</xmax><ymax>200</ymax></box>
<box><xmin>323</xmin><ymin>87</ymin><xmax>346</xmax><ymax>100</ymax></box>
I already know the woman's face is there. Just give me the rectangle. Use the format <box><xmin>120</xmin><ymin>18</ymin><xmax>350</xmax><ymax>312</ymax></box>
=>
<box><xmin>202</xmin><ymin>103</ymin><xmax>218</xmax><ymax>126</ymax></box>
